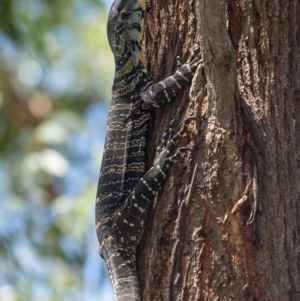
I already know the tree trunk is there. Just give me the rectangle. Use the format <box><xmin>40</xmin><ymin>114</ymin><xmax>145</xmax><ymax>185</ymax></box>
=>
<box><xmin>137</xmin><ymin>0</ymin><xmax>300</xmax><ymax>300</ymax></box>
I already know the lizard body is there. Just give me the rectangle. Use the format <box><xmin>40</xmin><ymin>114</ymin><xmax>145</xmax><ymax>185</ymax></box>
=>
<box><xmin>96</xmin><ymin>1</ymin><xmax>201</xmax><ymax>300</ymax></box>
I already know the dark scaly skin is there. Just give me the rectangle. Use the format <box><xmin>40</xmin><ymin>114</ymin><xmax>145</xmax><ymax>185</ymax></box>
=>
<box><xmin>95</xmin><ymin>1</ymin><xmax>202</xmax><ymax>300</ymax></box>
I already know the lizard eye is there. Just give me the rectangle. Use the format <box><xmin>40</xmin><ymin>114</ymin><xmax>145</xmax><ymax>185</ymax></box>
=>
<box><xmin>122</xmin><ymin>11</ymin><xmax>132</xmax><ymax>17</ymax></box>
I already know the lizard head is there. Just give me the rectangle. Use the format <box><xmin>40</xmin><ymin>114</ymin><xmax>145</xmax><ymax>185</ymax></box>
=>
<box><xmin>107</xmin><ymin>0</ymin><xmax>146</xmax><ymax>70</ymax></box>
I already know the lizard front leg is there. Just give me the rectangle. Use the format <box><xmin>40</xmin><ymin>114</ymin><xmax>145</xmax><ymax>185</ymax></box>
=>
<box><xmin>139</xmin><ymin>48</ymin><xmax>202</xmax><ymax>108</ymax></box>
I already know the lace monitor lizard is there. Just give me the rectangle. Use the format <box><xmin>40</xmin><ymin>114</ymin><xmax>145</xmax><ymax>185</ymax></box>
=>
<box><xmin>95</xmin><ymin>0</ymin><xmax>202</xmax><ymax>300</ymax></box>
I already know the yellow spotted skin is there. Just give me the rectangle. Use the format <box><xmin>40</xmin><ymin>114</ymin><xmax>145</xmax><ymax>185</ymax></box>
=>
<box><xmin>96</xmin><ymin>1</ymin><xmax>201</xmax><ymax>300</ymax></box>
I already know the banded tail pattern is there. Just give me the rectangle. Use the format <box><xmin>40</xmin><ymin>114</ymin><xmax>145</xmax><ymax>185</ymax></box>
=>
<box><xmin>96</xmin><ymin>0</ymin><xmax>202</xmax><ymax>300</ymax></box>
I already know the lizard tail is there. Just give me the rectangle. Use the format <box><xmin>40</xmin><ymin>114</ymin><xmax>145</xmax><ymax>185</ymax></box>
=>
<box><xmin>102</xmin><ymin>246</ymin><xmax>141</xmax><ymax>301</ymax></box>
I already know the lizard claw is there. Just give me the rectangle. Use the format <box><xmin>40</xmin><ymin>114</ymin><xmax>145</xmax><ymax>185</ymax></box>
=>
<box><xmin>176</xmin><ymin>55</ymin><xmax>182</xmax><ymax>67</ymax></box>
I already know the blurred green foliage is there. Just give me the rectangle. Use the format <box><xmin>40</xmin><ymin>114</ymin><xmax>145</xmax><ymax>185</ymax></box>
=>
<box><xmin>0</xmin><ymin>0</ymin><xmax>114</xmax><ymax>300</ymax></box>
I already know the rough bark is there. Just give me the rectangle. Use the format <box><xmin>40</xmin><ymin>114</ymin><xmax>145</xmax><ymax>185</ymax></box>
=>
<box><xmin>137</xmin><ymin>0</ymin><xmax>300</xmax><ymax>300</ymax></box>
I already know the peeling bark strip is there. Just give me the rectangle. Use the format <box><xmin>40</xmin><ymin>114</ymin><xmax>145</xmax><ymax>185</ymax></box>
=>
<box><xmin>138</xmin><ymin>0</ymin><xmax>300</xmax><ymax>300</ymax></box>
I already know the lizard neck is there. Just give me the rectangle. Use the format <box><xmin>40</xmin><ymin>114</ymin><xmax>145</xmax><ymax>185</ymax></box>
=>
<box><xmin>107</xmin><ymin>0</ymin><xmax>147</xmax><ymax>93</ymax></box>
<box><xmin>112</xmin><ymin>56</ymin><xmax>147</xmax><ymax>98</ymax></box>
